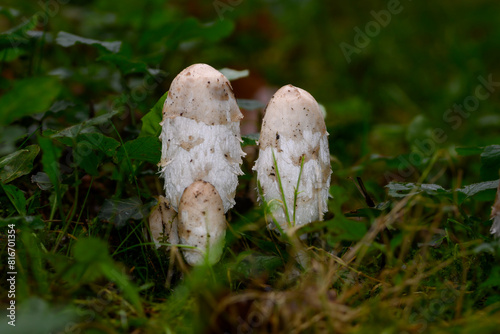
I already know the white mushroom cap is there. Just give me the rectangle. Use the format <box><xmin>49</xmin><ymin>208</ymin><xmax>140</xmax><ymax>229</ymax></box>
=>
<box><xmin>259</xmin><ymin>84</ymin><xmax>327</xmax><ymax>154</ymax></box>
<box><xmin>159</xmin><ymin>64</ymin><xmax>245</xmax><ymax>212</ymax></box>
<box><xmin>178</xmin><ymin>180</ymin><xmax>226</xmax><ymax>266</ymax></box>
<box><xmin>147</xmin><ymin>196</ymin><xmax>179</xmax><ymax>249</ymax></box>
<box><xmin>163</xmin><ymin>63</ymin><xmax>243</xmax><ymax>125</ymax></box>
<box><xmin>254</xmin><ymin>85</ymin><xmax>332</xmax><ymax>233</ymax></box>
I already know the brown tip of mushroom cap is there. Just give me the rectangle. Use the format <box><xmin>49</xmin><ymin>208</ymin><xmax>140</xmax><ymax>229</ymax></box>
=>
<box><xmin>258</xmin><ymin>84</ymin><xmax>326</xmax><ymax>150</ymax></box>
<box><xmin>163</xmin><ymin>64</ymin><xmax>242</xmax><ymax>126</ymax></box>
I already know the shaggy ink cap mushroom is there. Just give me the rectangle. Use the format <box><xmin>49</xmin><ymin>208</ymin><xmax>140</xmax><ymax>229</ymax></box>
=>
<box><xmin>147</xmin><ymin>196</ymin><xmax>178</xmax><ymax>249</ymax></box>
<box><xmin>159</xmin><ymin>64</ymin><xmax>245</xmax><ymax>212</ymax></box>
<box><xmin>178</xmin><ymin>180</ymin><xmax>226</xmax><ymax>266</ymax></box>
<box><xmin>490</xmin><ymin>180</ymin><xmax>500</xmax><ymax>238</ymax></box>
<box><xmin>254</xmin><ymin>84</ymin><xmax>332</xmax><ymax>233</ymax></box>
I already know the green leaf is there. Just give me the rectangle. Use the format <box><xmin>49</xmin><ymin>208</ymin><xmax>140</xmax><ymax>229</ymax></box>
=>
<box><xmin>0</xmin><ymin>77</ymin><xmax>62</xmax><ymax>126</ymax></box>
<box><xmin>386</xmin><ymin>182</ymin><xmax>447</xmax><ymax>198</ymax></box>
<box><xmin>481</xmin><ymin>145</ymin><xmax>500</xmax><ymax>180</ymax></box>
<box><xmin>38</xmin><ymin>136</ymin><xmax>62</xmax><ymax>188</ymax></box>
<box><xmin>117</xmin><ymin>136</ymin><xmax>161</xmax><ymax>164</ymax></box>
<box><xmin>219</xmin><ymin>68</ymin><xmax>249</xmax><ymax>81</ymax></box>
<box><xmin>57</xmin><ymin>133</ymin><xmax>119</xmax><ymax>175</ymax></box>
<box><xmin>1</xmin><ymin>183</ymin><xmax>26</xmax><ymax>215</ymax></box>
<box><xmin>76</xmin><ymin>133</ymin><xmax>120</xmax><ymax>157</ymax></box>
<box><xmin>51</xmin><ymin>111</ymin><xmax>118</xmax><ymax>140</ymax></box>
<box><xmin>0</xmin><ymin>15</ymin><xmax>37</xmax><ymax>48</ymax></box>
<box><xmin>0</xmin><ymin>47</ymin><xmax>27</xmax><ymax>62</ymax></box>
<box><xmin>56</xmin><ymin>31</ymin><xmax>121</xmax><ymax>53</ymax></box>
<box><xmin>140</xmin><ymin>91</ymin><xmax>168</xmax><ymax>137</ymax></box>
<box><xmin>326</xmin><ymin>215</ymin><xmax>367</xmax><ymax>241</ymax></box>
<box><xmin>242</xmin><ymin>133</ymin><xmax>259</xmax><ymax>147</ymax></box>
<box><xmin>97</xmin><ymin>54</ymin><xmax>149</xmax><ymax>75</ymax></box>
<box><xmin>480</xmin><ymin>266</ymin><xmax>500</xmax><ymax>288</ymax></box>
<box><xmin>455</xmin><ymin>146</ymin><xmax>484</xmax><ymax>156</ymax></box>
<box><xmin>75</xmin><ymin>149</ymin><xmax>102</xmax><ymax>176</ymax></box>
<box><xmin>237</xmin><ymin>99</ymin><xmax>265</xmax><ymax>110</ymax></box>
<box><xmin>457</xmin><ymin>179</ymin><xmax>499</xmax><ymax>199</ymax></box>
<box><xmin>0</xmin><ymin>144</ymin><xmax>40</xmax><ymax>183</ymax></box>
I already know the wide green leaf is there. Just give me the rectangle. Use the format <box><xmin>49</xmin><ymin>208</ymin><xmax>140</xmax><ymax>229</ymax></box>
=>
<box><xmin>242</xmin><ymin>133</ymin><xmax>259</xmax><ymax>147</ymax></box>
<box><xmin>0</xmin><ymin>144</ymin><xmax>40</xmax><ymax>183</ymax></box>
<box><xmin>51</xmin><ymin>111</ymin><xmax>118</xmax><ymax>140</ymax></box>
<box><xmin>457</xmin><ymin>179</ymin><xmax>499</xmax><ymax>198</ymax></box>
<box><xmin>117</xmin><ymin>136</ymin><xmax>161</xmax><ymax>164</ymax></box>
<box><xmin>0</xmin><ymin>77</ymin><xmax>62</xmax><ymax>126</ymax></box>
<box><xmin>140</xmin><ymin>91</ymin><xmax>168</xmax><ymax>137</ymax></box>
<box><xmin>75</xmin><ymin>149</ymin><xmax>102</xmax><ymax>176</ymax></box>
<box><xmin>56</xmin><ymin>31</ymin><xmax>121</xmax><ymax>53</ymax></box>
<box><xmin>76</xmin><ymin>133</ymin><xmax>120</xmax><ymax>157</ymax></box>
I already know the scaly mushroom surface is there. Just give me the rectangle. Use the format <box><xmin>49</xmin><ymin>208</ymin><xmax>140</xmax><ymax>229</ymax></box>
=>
<box><xmin>159</xmin><ymin>63</ymin><xmax>245</xmax><ymax>212</ymax></box>
<box><xmin>254</xmin><ymin>84</ymin><xmax>332</xmax><ymax>234</ymax></box>
<box><xmin>177</xmin><ymin>180</ymin><xmax>226</xmax><ymax>266</ymax></box>
<box><xmin>147</xmin><ymin>196</ymin><xmax>178</xmax><ymax>249</ymax></box>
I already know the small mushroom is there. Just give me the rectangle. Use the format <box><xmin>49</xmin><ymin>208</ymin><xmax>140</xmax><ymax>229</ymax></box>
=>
<box><xmin>254</xmin><ymin>84</ymin><xmax>332</xmax><ymax>235</ymax></box>
<box><xmin>159</xmin><ymin>63</ymin><xmax>245</xmax><ymax>213</ymax></box>
<box><xmin>491</xmin><ymin>180</ymin><xmax>500</xmax><ymax>238</ymax></box>
<box><xmin>177</xmin><ymin>180</ymin><xmax>226</xmax><ymax>266</ymax></box>
<box><xmin>146</xmin><ymin>196</ymin><xmax>178</xmax><ymax>249</ymax></box>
